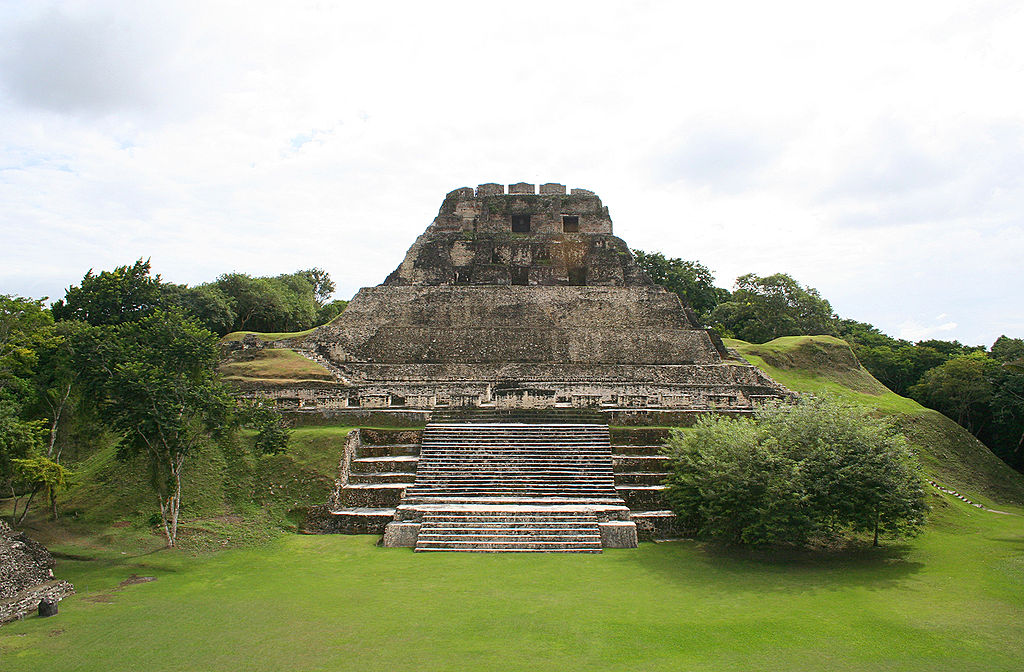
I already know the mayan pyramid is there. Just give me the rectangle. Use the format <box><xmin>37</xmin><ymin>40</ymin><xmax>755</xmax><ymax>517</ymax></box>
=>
<box><xmin>243</xmin><ymin>182</ymin><xmax>789</xmax><ymax>417</ymax></box>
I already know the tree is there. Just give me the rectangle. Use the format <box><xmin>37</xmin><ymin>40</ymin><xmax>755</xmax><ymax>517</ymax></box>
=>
<box><xmin>238</xmin><ymin>398</ymin><xmax>292</xmax><ymax>455</ymax></box>
<box><xmin>10</xmin><ymin>455</ymin><xmax>70</xmax><ymax>523</ymax></box>
<box><xmin>909</xmin><ymin>352</ymin><xmax>997</xmax><ymax>436</ymax></box>
<box><xmin>298</xmin><ymin>267</ymin><xmax>336</xmax><ymax>307</ymax></box>
<box><xmin>633</xmin><ymin>251</ymin><xmax>729</xmax><ymax>321</ymax></box>
<box><xmin>664</xmin><ymin>395</ymin><xmax>927</xmax><ymax>547</ymax></box>
<box><xmin>51</xmin><ymin>259</ymin><xmax>164</xmax><ymax>326</ymax></box>
<box><xmin>161</xmin><ymin>283</ymin><xmax>238</xmax><ymax>336</ymax></box>
<box><xmin>709</xmin><ymin>273</ymin><xmax>838</xmax><ymax>343</ymax></box>
<box><xmin>79</xmin><ymin>310</ymin><xmax>227</xmax><ymax>546</ymax></box>
<box><xmin>316</xmin><ymin>299</ymin><xmax>349</xmax><ymax>326</ymax></box>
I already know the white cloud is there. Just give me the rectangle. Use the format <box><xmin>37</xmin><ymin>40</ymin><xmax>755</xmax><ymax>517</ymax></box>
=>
<box><xmin>0</xmin><ymin>0</ymin><xmax>1022</xmax><ymax>347</ymax></box>
<box><xmin>897</xmin><ymin>320</ymin><xmax>960</xmax><ymax>343</ymax></box>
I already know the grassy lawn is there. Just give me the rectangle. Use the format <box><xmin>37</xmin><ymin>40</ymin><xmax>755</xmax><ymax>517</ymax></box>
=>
<box><xmin>2</xmin><ymin>495</ymin><xmax>1022</xmax><ymax>672</ymax></box>
<box><xmin>219</xmin><ymin>348</ymin><xmax>336</xmax><ymax>384</ymax></box>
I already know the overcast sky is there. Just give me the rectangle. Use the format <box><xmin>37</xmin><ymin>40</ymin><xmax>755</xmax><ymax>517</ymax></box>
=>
<box><xmin>1</xmin><ymin>1</ymin><xmax>1022</xmax><ymax>347</ymax></box>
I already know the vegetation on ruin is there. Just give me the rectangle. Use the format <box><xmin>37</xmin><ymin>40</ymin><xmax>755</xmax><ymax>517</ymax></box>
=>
<box><xmin>218</xmin><ymin>348</ymin><xmax>336</xmax><ymax>383</ymax></box>
<box><xmin>727</xmin><ymin>336</ymin><xmax>1024</xmax><ymax>505</ymax></box>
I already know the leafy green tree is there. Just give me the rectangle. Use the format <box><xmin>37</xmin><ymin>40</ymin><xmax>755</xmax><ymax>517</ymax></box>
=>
<box><xmin>317</xmin><ymin>299</ymin><xmax>349</xmax><ymax>325</ymax></box>
<box><xmin>909</xmin><ymin>352</ymin><xmax>997</xmax><ymax>435</ymax></box>
<box><xmin>298</xmin><ymin>267</ymin><xmax>336</xmax><ymax>307</ymax></box>
<box><xmin>238</xmin><ymin>398</ymin><xmax>292</xmax><ymax>455</ymax></box>
<box><xmin>51</xmin><ymin>259</ymin><xmax>164</xmax><ymax>326</ymax></box>
<box><xmin>160</xmin><ymin>283</ymin><xmax>238</xmax><ymax>336</ymax></box>
<box><xmin>78</xmin><ymin>310</ymin><xmax>228</xmax><ymax>546</ymax></box>
<box><xmin>633</xmin><ymin>251</ymin><xmax>729</xmax><ymax>321</ymax></box>
<box><xmin>664</xmin><ymin>395</ymin><xmax>927</xmax><ymax>547</ymax></box>
<box><xmin>10</xmin><ymin>455</ymin><xmax>70</xmax><ymax>523</ymax></box>
<box><xmin>709</xmin><ymin>273</ymin><xmax>838</xmax><ymax>343</ymax></box>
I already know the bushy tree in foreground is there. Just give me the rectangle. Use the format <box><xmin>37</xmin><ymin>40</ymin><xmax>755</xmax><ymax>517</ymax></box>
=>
<box><xmin>664</xmin><ymin>395</ymin><xmax>927</xmax><ymax>547</ymax></box>
<box><xmin>76</xmin><ymin>309</ymin><xmax>229</xmax><ymax>546</ymax></box>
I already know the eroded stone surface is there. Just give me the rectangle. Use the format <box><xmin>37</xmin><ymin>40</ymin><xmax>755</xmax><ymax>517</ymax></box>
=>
<box><xmin>230</xmin><ymin>184</ymin><xmax>790</xmax><ymax>413</ymax></box>
<box><xmin>1</xmin><ymin>520</ymin><xmax>74</xmax><ymax>625</ymax></box>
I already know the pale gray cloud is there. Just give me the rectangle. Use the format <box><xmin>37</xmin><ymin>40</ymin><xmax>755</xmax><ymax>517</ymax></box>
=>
<box><xmin>0</xmin><ymin>0</ymin><xmax>1022</xmax><ymax>349</ymax></box>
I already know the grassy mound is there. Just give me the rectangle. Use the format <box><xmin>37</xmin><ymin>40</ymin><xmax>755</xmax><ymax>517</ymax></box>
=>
<box><xmin>24</xmin><ymin>427</ymin><xmax>355</xmax><ymax>554</ymax></box>
<box><xmin>218</xmin><ymin>348</ymin><xmax>336</xmax><ymax>384</ymax></box>
<box><xmin>727</xmin><ymin>336</ymin><xmax>1024</xmax><ymax>505</ymax></box>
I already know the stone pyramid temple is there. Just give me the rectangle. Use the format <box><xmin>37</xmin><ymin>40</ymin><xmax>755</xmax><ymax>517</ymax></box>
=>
<box><xmin>275</xmin><ymin>182</ymin><xmax>792</xmax><ymax>551</ymax></box>
<box><xmin>265</xmin><ymin>181</ymin><xmax>788</xmax><ymax>418</ymax></box>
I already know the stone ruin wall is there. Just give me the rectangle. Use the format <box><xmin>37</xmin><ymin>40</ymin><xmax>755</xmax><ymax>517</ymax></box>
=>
<box><xmin>0</xmin><ymin>520</ymin><xmax>74</xmax><ymax>625</ymax></box>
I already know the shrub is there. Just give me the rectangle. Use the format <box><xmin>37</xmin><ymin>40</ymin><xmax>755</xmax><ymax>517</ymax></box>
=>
<box><xmin>664</xmin><ymin>395</ymin><xmax>928</xmax><ymax>547</ymax></box>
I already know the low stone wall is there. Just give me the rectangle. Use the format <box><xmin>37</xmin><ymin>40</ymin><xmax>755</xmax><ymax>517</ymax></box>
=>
<box><xmin>0</xmin><ymin>580</ymin><xmax>75</xmax><ymax>625</ymax></box>
<box><xmin>282</xmin><ymin>409</ymin><xmax>429</xmax><ymax>427</ymax></box>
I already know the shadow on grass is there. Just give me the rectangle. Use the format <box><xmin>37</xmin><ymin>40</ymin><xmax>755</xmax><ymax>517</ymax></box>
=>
<box><xmin>632</xmin><ymin>537</ymin><xmax>924</xmax><ymax>593</ymax></box>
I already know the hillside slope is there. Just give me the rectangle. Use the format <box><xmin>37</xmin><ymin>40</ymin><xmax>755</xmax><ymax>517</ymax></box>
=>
<box><xmin>727</xmin><ymin>335</ymin><xmax>1024</xmax><ymax>506</ymax></box>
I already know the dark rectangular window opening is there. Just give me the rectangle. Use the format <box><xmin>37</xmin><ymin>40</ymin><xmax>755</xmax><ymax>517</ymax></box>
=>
<box><xmin>511</xmin><ymin>267</ymin><xmax>529</xmax><ymax>286</ymax></box>
<box><xmin>568</xmin><ymin>267</ymin><xmax>586</xmax><ymax>285</ymax></box>
<box><xmin>348</xmin><ymin>396</ymin><xmax>361</xmax><ymax>407</ymax></box>
<box><xmin>562</xmin><ymin>215</ymin><xmax>579</xmax><ymax>233</ymax></box>
<box><xmin>511</xmin><ymin>214</ymin><xmax>531</xmax><ymax>233</ymax></box>
<box><xmin>390</xmin><ymin>395</ymin><xmax>406</xmax><ymax>407</ymax></box>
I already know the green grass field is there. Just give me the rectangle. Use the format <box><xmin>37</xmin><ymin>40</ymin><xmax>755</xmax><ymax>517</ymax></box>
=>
<box><xmin>2</xmin><ymin>495</ymin><xmax>1022</xmax><ymax>672</ymax></box>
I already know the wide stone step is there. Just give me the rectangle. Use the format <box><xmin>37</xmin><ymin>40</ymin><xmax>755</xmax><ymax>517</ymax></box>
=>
<box><xmin>416</xmin><ymin>547</ymin><xmax>602</xmax><ymax>553</ymax></box>
<box><xmin>612</xmin><ymin>455</ymin><xmax>670</xmax><ymax>470</ymax></box>
<box><xmin>607</xmin><ymin>444</ymin><xmax>667</xmax><ymax>456</ymax></box>
<box><xmin>349</xmin><ymin>472</ymin><xmax>417</xmax><ymax>484</ymax></box>
<box><xmin>616</xmin><ymin>484</ymin><xmax>667</xmax><ymax>510</ymax></box>
<box><xmin>419</xmin><ymin>532</ymin><xmax>602</xmax><ymax>542</ymax></box>
<box><xmin>357</xmin><ymin>444</ymin><xmax>421</xmax><ymax>457</ymax></box>
<box><xmin>614</xmin><ymin>472</ymin><xmax>670</xmax><ymax>486</ymax></box>
<box><xmin>414</xmin><ymin>507</ymin><xmax>604</xmax><ymax>553</ymax></box>
<box><xmin>351</xmin><ymin>456</ymin><xmax>419</xmax><ymax>473</ymax></box>
<box><xmin>341</xmin><ymin>483</ymin><xmax>408</xmax><ymax>508</ymax></box>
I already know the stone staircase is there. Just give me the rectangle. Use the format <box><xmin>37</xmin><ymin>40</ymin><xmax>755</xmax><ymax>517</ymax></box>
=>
<box><xmin>609</xmin><ymin>427</ymin><xmax>681</xmax><ymax>540</ymax></box>
<box><xmin>415</xmin><ymin>508</ymin><xmax>603</xmax><ymax>553</ymax></box>
<box><xmin>385</xmin><ymin>421</ymin><xmax>637</xmax><ymax>552</ymax></box>
<box><xmin>304</xmin><ymin>428</ymin><xmax>421</xmax><ymax>534</ymax></box>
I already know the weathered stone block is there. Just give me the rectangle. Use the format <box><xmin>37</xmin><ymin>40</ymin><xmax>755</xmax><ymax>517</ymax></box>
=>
<box><xmin>383</xmin><ymin>522</ymin><xmax>421</xmax><ymax>547</ymax></box>
<box><xmin>599</xmin><ymin>521</ymin><xmax>639</xmax><ymax>548</ymax></box>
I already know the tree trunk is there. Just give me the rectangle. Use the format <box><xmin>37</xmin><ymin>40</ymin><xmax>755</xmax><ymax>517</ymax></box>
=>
<box><xmin>46</xmin><ymin>382</ymin><xmax>71</xmax><ymax>460</ymax></box>
<box><xmin>158</xmin><ymin>455</ymin><xmax>185</xmax><ymax>548</ymax></box>
<box><xmin>16</xmin><ymin>486</ymin><xmax>40</xmax><ymax>526</ymax></box>
<box><xmin>872</xmin><ymin>504</ymin><xmax>880</xmax><ymax>547</ymax></box>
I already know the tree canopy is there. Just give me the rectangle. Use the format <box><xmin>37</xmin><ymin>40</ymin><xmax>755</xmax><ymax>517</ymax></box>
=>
<box><xmin>632</xmin><ymin>251</ymin><xmax>729</xmax><ymax>321</ymax></box>
<box><xmin>664</xmin><ymin>395</ymin><xmax>928</xmax><ymax>547</ymax></box>
<box><xmin>709</xmin><ymin>273</ymin><xmax>839</xmax><ymax>343</ymax></box>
